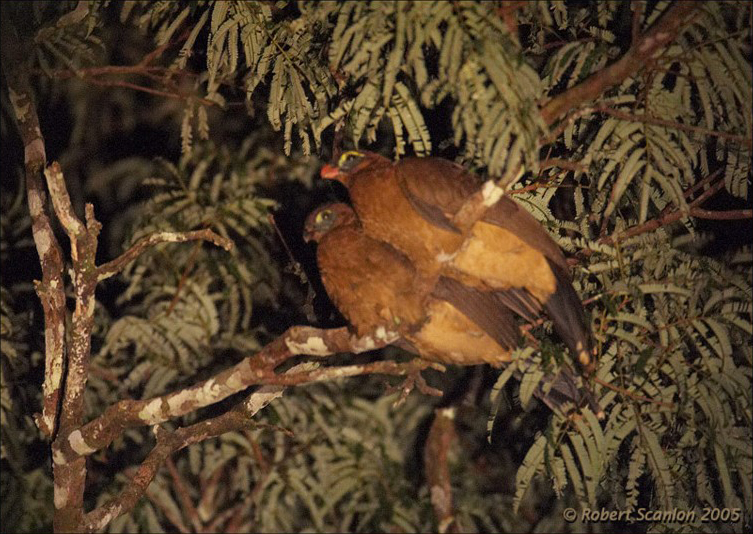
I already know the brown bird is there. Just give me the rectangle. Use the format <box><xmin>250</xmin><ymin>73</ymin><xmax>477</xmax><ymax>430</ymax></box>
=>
<box><xmin>303</xmin><ymin>203</ymin><xmax>517</xmax><ymax>366</ymax></box>
<box><xmin>320</xmin><ymin>151</ymin><xmax>595</xmax><ymax>372</ymax></box>
<box><xmin>304</xmin><ymin>202</ymin><xmax>601</xmax><ymax>414</ymax></box>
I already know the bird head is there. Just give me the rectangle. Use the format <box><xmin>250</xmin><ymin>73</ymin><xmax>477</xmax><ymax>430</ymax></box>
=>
<box><xmin>303</xmin><ymin>202</ymin><xmax>358</xmax><ymax>243</ymax></box>
<box><xmin>320</xmin><ymin>150</ymin><xmax>391</xmax><ymax>187</ymax></box>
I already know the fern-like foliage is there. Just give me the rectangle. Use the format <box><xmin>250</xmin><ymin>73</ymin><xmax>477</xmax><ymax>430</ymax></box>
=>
<box><xmin>538</xmin><ymin>1</ymin><xmax>751</xmax><ymax>224</ymax></box>
<box><xmin>131</xmin><ymin>1</ymin><xmax>546</xmax><ymax>178</ymax></box>
<box><xmin>98</xmin><ymin>381</ymin><xmax>434</xmax><ymax>533</ymax></box>
<box><xmin>3</xmin><ymin>1</ymin><xmax>751</xmax><ymax>532</ymax></box>
<box><xmin>505</xmin><ymin>224</ymin><xmax>752</xmax><ymax>524</ymax></box>
<box><xmin>92</xmin><ymin>138</ymin><xmax>315</xmax><ymax>416</ymax></box>
<box><xmin>0</xmin><ymin>182</ymin><xmax>53</xmax><ymax>531</ymax></box>
<box><xmin>1</xmin><ymin>288</ymin><xmax>54</xmax><ymax>532</ymax></box>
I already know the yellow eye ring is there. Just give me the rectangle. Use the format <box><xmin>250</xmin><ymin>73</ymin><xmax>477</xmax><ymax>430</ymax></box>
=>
<box><xmin>314</xmin><ymin>210</ymin><xmax>332</xmax><ymax>225</ymax></box>
<box><xmin>338</xmin><ymin>150</ymin><xmax>364</xmax><ymax>168</ymax></box>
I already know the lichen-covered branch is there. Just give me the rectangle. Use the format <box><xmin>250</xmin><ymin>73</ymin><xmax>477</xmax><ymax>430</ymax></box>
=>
<box><xmin>37</xmin><ymin>162</ymin><xmax>103</xmax><ymax>532</ymax></box>
<box><xmin>52</xmin><ymin>325</ymin><xmax>409</xmax><ymax>463</ymax></box>
<box><xmin>82</xmin><ymin>409</ymin><xmax>252</xmax><ymax>532</ymax></box>
<box><xmin>78</xmin><ymin>362</ymin><xmax>361</xmax><ymax>531</ymax></box>
<box><xmin>97</xmin><ymin>229</ymin><xmax>234</xmax><ymax>282</ymax></box>
<box><xmin>20</xmin><ymin>162</ymin><xmax>250</xmax><ymax>532</ymax></box>
<box><xmin>43</xmin><ymin>163</ymin><xmax>99</xmax><ymax>435</ymax></box>
<box><xmin>1</xmin><ymin>8</ymin><xmax>66</xmax><ymax>440</ymax></box>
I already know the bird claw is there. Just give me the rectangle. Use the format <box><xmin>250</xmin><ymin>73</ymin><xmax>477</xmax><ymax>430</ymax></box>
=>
<box><xmin>386</xmin><ymin>366</ymin><xmax>444</xmax><ymax>406</ymax></box>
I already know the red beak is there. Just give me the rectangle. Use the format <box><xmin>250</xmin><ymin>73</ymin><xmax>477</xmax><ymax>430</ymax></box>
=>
<box><xmin>320</xmin><ymin>164</ymin><xmax>340</xmax><ymax>179</ymax></box>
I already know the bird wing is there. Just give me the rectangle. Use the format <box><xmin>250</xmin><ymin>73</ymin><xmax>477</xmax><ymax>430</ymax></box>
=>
<box><xmin>431</xmin><ymin>276</ymin><xmax>519</xmax><ymax>351</ymax></box>
<box><xmin>318</xmin><ymin>224</ymin><xmax>514</xmax><ymax>365</ymax></box>
<box><xmin>407</xmin><ymin>297</ymin><xmax>514</xmax><ymax>366</ymax></box>
<box><xmin>543</xmin><ymin>259</ymin><xmax>594</xmax><ymax>370</ymax></box>
<box><xmin>395</xmin><ymin>157</ymin><xmax>568</xmax><ymax>270</ymax></box>
<box><xmin>317</xmin><ymin>227</ymin><xmax>424</xmax><ymax>337</ymax></box>
<box><xmin>393</xmin><ymin>157</ymin><xmax>593</xmax><ymax>367</ymax></box>
<box><xmin>395</xmin><ymin>157</ymin><xmax>475</xmax><ymax>233</ymax></box>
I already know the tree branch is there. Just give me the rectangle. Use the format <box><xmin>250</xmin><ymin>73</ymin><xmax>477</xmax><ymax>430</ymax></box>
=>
<box><xmin>1</xmin><ymin>6</ymin><xmax>66</xmax><ymax>440</ymax></box>
<box><xmin>15</xmin><ymin>158</ymin><xmax>236</xmax><ymax>532</ymax></box>
<box><xmin>21</xmin><ymin>146</ymin><xmax>518</xmax><ymax>533</ymax></box>
<box><xmin>425</xmin><ymin>407</ymin><xmax>461</xmax><ymax>533</ymax></box>
<box><xmin>78</xmin><ymin>360</ymin><xmax>374</xmax><ymax>531</ymax></box>
<box><xmin>97</xmin><ymin>229</ymin><xmax>234</xmax><ymax>282</ymax></box>
<box><xmin>52</xmin><ymin>325</ymin><xmax>425</xmax><ymax>463</ymax></box>
<box><xmin>688</xmin><ymin>208</ymin><xmax>752</xmax><ymax>220</ymax></box>
<box><xmin>541</xmin><ymin>2</ymin><xmax>698</xmax><ymax>125</ymax></box>
<box><xmin>39</xmin><ymin>36</ymin><xmax>221</xmax><ymax>109</ymax></box>
<box><xmin>592</xmin><ymin>105</ymin><xmax>753</xmax><ymax>149</ymax></box>
<box><xmin>81</xmin><ymin>410</ymin><xmax>252</xmax><ymax>532</ymax></box>
<box><xmin>600</xmin><ymin>170</ymin><xmax>737</xmax><ymax>245</ymax></box>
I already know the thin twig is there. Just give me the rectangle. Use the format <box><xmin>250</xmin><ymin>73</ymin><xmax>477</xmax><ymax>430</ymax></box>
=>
<box><xmin>539</xmin><ymin>157</ymin><xmax>588</xmax><ymax>174</ymax></box>
<box><xmin>139</xmin><ymin>28</ymin><xmax>191</xmax><ymax>66</ymax></box>
<box><xmin>268</xmin><ymin>213</ymin><xmax>307</xmax><ymax>284</ymax></box>
<box><xmin>689</xmin><ymin>207</ymin><xmax>752</xmax><ymax>220</ymax></box>
<box><xmin>97</xmin><ymin>229</ymin><xmax>233</xmax><ymax>282</ymax></box>
<box><xmin>165</xmin><ymin>457</ymin><xmax>201</xmax><ymax>532</ymax></box>
<box><xmin>166</xmin><ymin>241</ymin><xmax>203</xmax><ymax>317</ymax></box>
<box><xmin>592</xmin><ymin>105</ymin><xmax>752</xmax><ymax>148</ymax></box>
<box><xmin>85</xmin><ymin>77</ymin><xmax>219</xmax><ymax>108</ymax></box>
<box><xmin>600</xmin><ymin>170</ymin><xmax>732</xmax><ymax>245</ymax></box>
<box><xmin>592</xmin><ymin>376</ymin><xmax>675</xmax><ymax>410</ymax></box>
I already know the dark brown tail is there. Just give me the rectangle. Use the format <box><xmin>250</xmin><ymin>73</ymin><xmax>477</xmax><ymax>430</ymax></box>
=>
<box><xmin>543</xmin><ymin>260</ymin><xmax>596</xmax><ymax>374</ymax></box>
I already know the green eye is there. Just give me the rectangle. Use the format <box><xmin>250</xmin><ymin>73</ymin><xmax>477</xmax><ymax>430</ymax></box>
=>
<box><xmin>338</xmin><ymin>150</ymin><xmax>365</xmax><ymax>170</ymax></box>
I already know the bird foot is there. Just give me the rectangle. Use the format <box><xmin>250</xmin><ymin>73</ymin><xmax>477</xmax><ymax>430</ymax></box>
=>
<box><xmin>386</xmin><ymin>363</ymin><xmax>444</xmax><ymax>406</ymax></box>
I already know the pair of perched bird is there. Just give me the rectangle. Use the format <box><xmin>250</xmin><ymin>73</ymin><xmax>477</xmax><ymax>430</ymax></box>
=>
<box><xmin>304</xmin><ymin>151</ymin><xmax>597</xmax><ymax>409</ymax></box>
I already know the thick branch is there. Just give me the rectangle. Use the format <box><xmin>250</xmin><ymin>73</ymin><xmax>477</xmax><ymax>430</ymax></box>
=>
<box><xmin>40</xmin><ymin>163</ymin><xmax>101</xmax><ymax>531</ymax></box>
<box><xmin>1</xmin><ymin>8</ymin><xmax>65</xmax><ymax>439</ymax></box>
<box><xmin>80</xmin><ymin>366</ymin><xmax>337</xmax><ymax>531</ymax></box>
<box><xmin>2</xmin><ymin>11</ymin><xmax>99</xmax><ymax>531</ymax></box>
<box><xmin>541</xmin><ymin>2</ymin><xmax>698</xmax><ymax>125</ymax></box>
<box><xmin>53</xmin><ymin>326</ymin><xmax>401</xmax><ymax>461</ymax></box>
<box><xmin>41</xmin><ymin>164</ymin><xmax>101</xmax><ymax>437</ymax></box>
<box><xmin>44</xmin><ymin>162</ymin><xmax>86</xmax><ymax>237</ymax></box>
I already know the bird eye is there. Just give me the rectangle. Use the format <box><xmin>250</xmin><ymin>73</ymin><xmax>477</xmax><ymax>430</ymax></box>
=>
<box><xmin>314</xmin><ymin>209</ymin><xmax>333</xmax><ymax>226</ymax></box>
<box><xmin>338</xmin><ymin>150</ymin><xmax>365</xmax><ymax>171</ymax></box>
